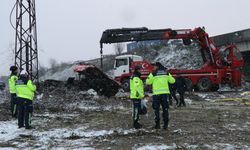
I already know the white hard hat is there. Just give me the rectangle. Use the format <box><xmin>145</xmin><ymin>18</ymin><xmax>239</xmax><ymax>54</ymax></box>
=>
<box><xmin>20</xmin><ymin>70</ymin><xmax>28</xmax><ymax>75</ymax></box>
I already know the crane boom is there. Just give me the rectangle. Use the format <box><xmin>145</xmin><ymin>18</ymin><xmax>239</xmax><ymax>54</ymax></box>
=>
<box><xmin>100</xmin><ymin>27</ymin><xmax>215</xmax><ymax>68</ymax></box>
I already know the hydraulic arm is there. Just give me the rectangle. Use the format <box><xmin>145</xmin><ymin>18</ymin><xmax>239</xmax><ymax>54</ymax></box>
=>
<box><xmin>100</xmin><ymin>27</ymin><xmax>215</xmax><ymax>68</ymax></box>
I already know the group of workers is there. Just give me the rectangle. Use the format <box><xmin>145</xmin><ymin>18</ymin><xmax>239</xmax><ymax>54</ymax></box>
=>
<box><xmin>8</xmin><ymin>66</ymin><xmax>36</xmax><ymax>129</ymax></box>
<box><xmin>130</xmin><ymin>62</ymin><xmax>187</xmax><ymax>129</ymax></box>
<box><xmin>8</xmin><ymin>62</ymin><xmax>185</xmax><ymax>130</ymax></box>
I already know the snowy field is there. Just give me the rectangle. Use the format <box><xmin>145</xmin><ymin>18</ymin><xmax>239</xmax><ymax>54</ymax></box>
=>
<box><xmin>0</xmin><ymin>90</ymin><xmax>250</xmax><ymax>149</ymax></box>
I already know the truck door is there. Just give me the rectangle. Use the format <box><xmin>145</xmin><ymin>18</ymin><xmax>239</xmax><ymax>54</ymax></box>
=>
<box><xmin>114</xmin><ymin>58</ymin><xmax>129</xmax><ymax>77</ymax></box>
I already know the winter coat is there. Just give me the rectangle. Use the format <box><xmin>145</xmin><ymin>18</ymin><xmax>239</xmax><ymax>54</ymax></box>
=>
<box><xmin>146</xmin><ymin>69</ymin><xmax>175</xmax><ymax>95</ymax></box>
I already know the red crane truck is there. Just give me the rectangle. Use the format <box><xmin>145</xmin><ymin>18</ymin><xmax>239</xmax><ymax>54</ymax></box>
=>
<box><xmin>100</xmin><ymin>27</ymin><xmax>244</xmax><ymax>91</ymax></box>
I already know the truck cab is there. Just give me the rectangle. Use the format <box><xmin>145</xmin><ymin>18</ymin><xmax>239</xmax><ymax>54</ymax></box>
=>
<box><xmin>114</xmin><ymin>55</ymin><xmax>143</xmax><ymax>78</ymax></box>
<box><xmin>114</xmin><ymin>55</ymin><xmax>143</xmax><ymax>91</ymax></box>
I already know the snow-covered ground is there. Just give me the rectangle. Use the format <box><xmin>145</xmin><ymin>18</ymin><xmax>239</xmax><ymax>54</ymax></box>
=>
<box><xmin>0</xmin><ymin>118</ymin><xmax>142</xmax><ymax>150</ymax></box>
<box><xmin>133</xmin><ymin>142</ymin><xmax>249</xmax><ymax>150</ymax></box>
<box><xmin>1</xmin><ymin>89</ymin><xmax>250</xmax><ymax>149</ymax></box>
<box><xmin>0</xmin><ymin>120</ymin><xmax>96</xmax><ymax>149</ymax></box>
<box><xmin>134</xmin><ymin>143</ymin><xmax>177</xmax><ymax>150</ymax></box>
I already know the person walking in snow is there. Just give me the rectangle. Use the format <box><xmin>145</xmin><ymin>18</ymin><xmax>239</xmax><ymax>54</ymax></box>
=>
<box><xmin>15</xmin><ymin>70</ymin><xmax>36</xmax><ymax>129</ymax></box>
<box><xmin>130</xmin><ymin>66</ymin><xmax>144</xmax><ymax>129</ymax></box>
<box><xmin>168</xmin><ymin>83</ymin><xmax>179</xmax><ymax>106</ymax></box>
<box><xmin>146</xmin><ymin>62</ymin><xmax>175</xmax><ymax>130</ymax></box>
<box><xmin>175</xmin><ymin>74</ymin><xmax>187</xmax><ymax>107</ymax></box>
<box><xmin>8</xmin><ymin>66</ymin><xmax>19</xmax><ymax>118</ymax></box>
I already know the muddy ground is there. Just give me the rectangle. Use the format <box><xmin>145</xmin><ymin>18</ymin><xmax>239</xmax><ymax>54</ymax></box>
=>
<box><xmin>0</xmin><ymin>88</ymin><xmax>250</xmax><ymax>150</ymax></box>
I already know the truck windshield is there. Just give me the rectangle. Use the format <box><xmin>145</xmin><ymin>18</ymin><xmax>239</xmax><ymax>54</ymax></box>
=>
<box><xmin>116</xmin><ymin>59</ymin><xmax>128</xmax><ymax>67</ymax></box>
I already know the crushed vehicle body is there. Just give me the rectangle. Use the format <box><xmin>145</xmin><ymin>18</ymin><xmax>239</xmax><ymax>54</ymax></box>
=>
<box><xmin>73</xmin><ymin>63</ymin><xmax>120</xmax><ymax>97</ymax></box>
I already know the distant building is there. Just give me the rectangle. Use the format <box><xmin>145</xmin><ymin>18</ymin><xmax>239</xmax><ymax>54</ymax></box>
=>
<box><xmin>211</xmin><ymin>28</ymin><xmax>250</xmax><ymax>78</ymax></box>
<box><xmin>211</xmin><ymin>28</ymin><xmax>250</xmax><ymax>52</ymax></box>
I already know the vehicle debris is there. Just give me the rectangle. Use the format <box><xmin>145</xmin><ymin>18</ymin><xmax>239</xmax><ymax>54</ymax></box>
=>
<box><xmin>73</xmin><ymin>63</ymin><xmax>120</xmax><ymax>97</ymax></box>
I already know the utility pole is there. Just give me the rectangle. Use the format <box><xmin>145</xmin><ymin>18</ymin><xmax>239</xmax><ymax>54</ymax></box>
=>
<box><xmin>14</xmin><ymin>0</ymin><xmax>38</xmax><ymax>82</ymax></box>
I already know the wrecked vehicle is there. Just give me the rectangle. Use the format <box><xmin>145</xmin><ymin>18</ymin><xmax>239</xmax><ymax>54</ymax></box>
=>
<box><xmin>73</xmin><ymin>63</ymin><xmax>120</xmax><ymax>97</ymax></box>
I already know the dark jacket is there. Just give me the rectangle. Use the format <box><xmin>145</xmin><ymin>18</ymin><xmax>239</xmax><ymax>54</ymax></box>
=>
<box><xmin>174</xmin><ymin>76</ymin><xmax>187</xmax><ymax>93</ymax></box>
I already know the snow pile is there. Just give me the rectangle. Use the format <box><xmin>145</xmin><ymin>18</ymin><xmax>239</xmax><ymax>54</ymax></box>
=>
<box><xmin>154</xmin><ymin>40</ymin><xmax>203</xmax><ymax>70</ymax></box>
<box><xmin>194</xmin><ymin>92</ymin><xmax>226</xmax><ymax>102</ymax></box>
<box><xmin>0</xmin><ymin>120</ymin><xmax>142</xmax><ymax>150</ymax></box>
<box><xmin>34</xmin><ymin>127</ymin><xmax>113</xmax><ymax>141</ymax></box>
<box><xmin>0</xmin><ymin>121</ymin><xmax>20</xmax><ymax>142</ymax></box>
<box><xmin>87</xmin><ymin>89</ymin><xmax>98</xmax><ymax>96</ymax></box>
<box><xmin>184</xmin><ymin>98</ymin><xmax>192</xmax><ymax>105</ymax></box>
<box><xmin>115</xmin><ymin>89</ymin><xmax>130</xmax><ymax>98</ymax></box>
<box><xmin>40</xmin><ymin>65</ymin><xmax>75</xmax><ymax>81</ymax></box>
<box><xmin>195</xmin><ymin>93</ymin><xmax>212</xmax><ymax>101</ymax></box>
<box><xmin>78</xmin><ymin>89</ymin><xmax>99</xmax><ymax>99</ymax></box>
<box><xmin>135</xmin><ymin>143</ymin><xmax>177</xmax><ymax>150</ymax></box>
<box><xmin>223</xmin><ymin>122</ymin><xmax>250</xmax><ymax>131</ymax></box>
<box><xmin>204</xmin><ymin>143</ymin><xmax>246</xmax><ymax>150</ymax></box>
<box><xmin>183</xmin><ymin>143</ymin><xmax>198</xmax><ymax>149</ymax></box>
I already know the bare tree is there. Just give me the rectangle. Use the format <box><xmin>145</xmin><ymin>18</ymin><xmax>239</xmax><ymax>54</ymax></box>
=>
<box><xmin>38</xmin><ymin>63</ymin><xmax>48</xmax><ymax>77</ymax></box>
<box><xmin>114</xmin><ymin>43</ymin><xmax>125</xmax><ymax>55</ymax></box>
<box><xmin>49</xmin><ymin>58</ymin><xmax>58</xmax><ymax>69</ymax></box>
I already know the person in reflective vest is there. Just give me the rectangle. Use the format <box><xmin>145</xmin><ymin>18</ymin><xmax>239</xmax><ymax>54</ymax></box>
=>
<box><xmin>146</xmin><ymin>62</ymin><xmax>175</xmax><ymax>129</ymax></box>
<box><xmin>8</xmin><ymin>66</ymin><xmax>19</xmax><ymax>118</ymax></box>
<box><xmin>15</xmin><ymin>70</ymin><xmax>36</xmax><ymax>129</ymax></box>
<box><xmin>130</xmin><ymin>66</ymin><xmax>144</xmax><ymax>129</ymax></box>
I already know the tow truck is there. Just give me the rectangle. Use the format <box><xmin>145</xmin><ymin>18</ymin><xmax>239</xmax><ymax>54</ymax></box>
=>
<box><xmin>100</xmin><ymin>27</ymin><xmax>244</xmax><ymax>91</ymax></box>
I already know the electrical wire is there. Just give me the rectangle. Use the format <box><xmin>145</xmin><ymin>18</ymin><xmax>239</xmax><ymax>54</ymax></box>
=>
<box><xmin>9</xmin><ymin>1</ymin><xmax>17</xmax><ymax>31</ymax></box>
<box><xmin>10</xmin><ymin>1</ymin><xmax>33</xmax><ymax>42</ymax></box>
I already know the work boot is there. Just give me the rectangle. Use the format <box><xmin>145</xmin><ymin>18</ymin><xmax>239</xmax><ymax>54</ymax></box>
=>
<box><xmin>169</xmin><ymin>99</ymin><xmax>173</xmax><ymax>106</ymax></box>
<box><xmin>175</xmin><ymin>101</ymin><xmax>179</xmax><ymax>107</ymax></box>
<box><xmin>154</xmin><ymin>124</ymin><xmax>160</xmax><ymax>129</ymax></box>
<box><xmin>163</xmin><ymin>124</ymin><xmax>168</xmax><ymax>130</ymax></box>
<box><xmin>12</xmin><ymin>114</ymin><xmax>17</xmax><ymax>118</ymax></box>
<box><xmin>25</xmin><ymin>126</ymin><xmax>34</xmax><ymax>130</ymax></box>
<box><xmin>154</xmin><ymin>121</ymin><xmax>160</xmax><ymax>129</ymax></box>
<box><xmin>18</xmin><ymin>125</ymin><xmax>24</xmax><ymax>129</ymax></box>
<box><xmin>133</xmin><ymin>122</ymin><xmax>142</xmax><ymax>129</ymax></box>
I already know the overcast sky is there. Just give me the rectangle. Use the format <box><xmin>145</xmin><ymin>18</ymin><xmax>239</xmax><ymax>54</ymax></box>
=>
<box><xmin>0</xmin><ymin>0</ymin><xmax>249</xmax><ymax>76</ymax></box>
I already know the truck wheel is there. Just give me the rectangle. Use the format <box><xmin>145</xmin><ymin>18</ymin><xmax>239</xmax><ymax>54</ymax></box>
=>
<box><xmin>212</xmin><ymin>84</ymin><xmax>219</xmax><ymax>91</ymax></box>
<box><xmin>197</xmin><ymin>78</ymin><xmax>212</xmax><ymax>91</ymax></box>
<box><xmin>122</xmin><ymin>79</ymin><xmax>130</xmax><ymax>92</ymax></box>
<box><xmin>184</xmin><ymin>78</ymin><xmax>193</xmax><ymax>91</ymax></box>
